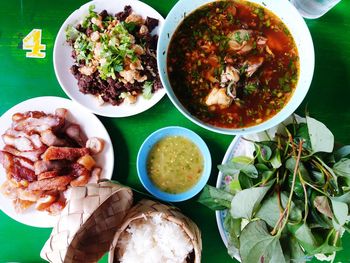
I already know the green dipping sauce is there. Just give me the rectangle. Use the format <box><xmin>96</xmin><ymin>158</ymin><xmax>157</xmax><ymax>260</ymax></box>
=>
<box><xmin>147</xmin><ymin>136</ymin><xmax>204</xmax><ymax>194</ymax></box>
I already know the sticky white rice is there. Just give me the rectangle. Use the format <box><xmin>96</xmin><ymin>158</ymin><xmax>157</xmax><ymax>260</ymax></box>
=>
<box><xmin>118</xmin><ymin>214</ymin><xmax>194</xmax><ymax>263</ymax></box>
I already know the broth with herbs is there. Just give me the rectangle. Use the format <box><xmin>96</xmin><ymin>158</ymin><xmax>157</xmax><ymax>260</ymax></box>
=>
<box><xmin>167</xmin><ymin>0</ymin><xmax>299</xmax><ymax>128</ymax></box>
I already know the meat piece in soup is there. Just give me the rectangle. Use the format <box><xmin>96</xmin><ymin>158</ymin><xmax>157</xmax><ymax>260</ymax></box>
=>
<box><xmin>167</xmin><ymin>0</ymin><xmax>299</xmax><ymax>128</ymax></box>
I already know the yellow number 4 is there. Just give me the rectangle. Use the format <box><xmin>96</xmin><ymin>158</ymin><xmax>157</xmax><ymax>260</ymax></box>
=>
<box><xmin>23</xmin><ymin>29</ymin><xmax>46</xmax><ymax>58</ymax></box>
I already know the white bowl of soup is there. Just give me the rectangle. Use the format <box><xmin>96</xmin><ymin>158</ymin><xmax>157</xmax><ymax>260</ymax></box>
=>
<box><xmin>157</xmin><ymin>0</ymin><xmax>314</xmax><ymax>135</ymax></box>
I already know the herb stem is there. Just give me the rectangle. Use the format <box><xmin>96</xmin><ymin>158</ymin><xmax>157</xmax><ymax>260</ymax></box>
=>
<box><xmin>277</xmin><ymin>140</ymin><xmax>303</xmax><ymax>235</ymax></box>
<box><xmin>303</xmin><ymin>181</ymin><xmax>329</xmax><ymax>196</ymax></box>
<box><xmin>298</xmin><ymin>171</ymin><xmax>309</xmax><ymax>223</ymax></box>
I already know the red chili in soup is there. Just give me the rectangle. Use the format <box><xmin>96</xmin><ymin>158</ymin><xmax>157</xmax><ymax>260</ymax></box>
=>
<box><xmin>167</xmin><ymin>0</ymin><xmax>299</xmax><ymax>128</ymax></box>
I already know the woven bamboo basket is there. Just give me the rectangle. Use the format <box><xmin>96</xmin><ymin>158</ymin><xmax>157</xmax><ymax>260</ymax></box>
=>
<box><xmin>108</xmin><ymin>199</ymin><xmax>202</xmax><ymax>263</ymax></box>
<box><xmin>41</xmin><ymin>181</ymin><xmax>133</xmax><ymax>263</ymax></box>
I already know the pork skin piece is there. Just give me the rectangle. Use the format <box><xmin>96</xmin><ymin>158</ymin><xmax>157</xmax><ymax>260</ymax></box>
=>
<box><xmin>34</xmin><ymin>160</ymin><xmax>70</xmax><ymax>175</ymax></box>
<box><xmin>5</xmin><ymin>129</ymin><xmax>43</xmax><ymax>149</ymax></box>
<box><xmin>12</xmin><ymin>113</ymin><xmax>64</xmax><ymax>133</ymax></box>
<box><xmin>11</xmin><ymin>161</ymin><xmax>37</xmax><ymax>182</ymax></box>
<box><xmin>65</xmin><ymin>124</ymin><xmax>87</xmax><ymax>147</ymax></box>
<box><xmin>70</xmin><ymin>163</ymin><xmax>90</xmax><ymax>177</ymax></box>
<box><xmin>42</xmin><ymin>146</ymin><xmax>89</xmax><ymax>161</ymax></box>
<box><xmin>46</xmin><ymin>200</ymin><xmax>65</xmax><ymax>215</ymax></box>
<box><xmin>55</xmin><ymin>108</ymin><xmax>68</xmax><ymax>119</ymax></box>
<box><xmin>40</xmin><ymin>129</ymin><xmax>67</xmax><ymax>146</ymax></box>
<box><xmin>37</xmin><ymin>171</ymin><xmax>59</xmax><ymax>181</ymax></box>
<box><xmin>3</xmin><ymin>145</ymin><xmax>47</xmax><ymax>162</ymax></box>
<box><xmin>12</xmin><ymin>111</ymin><xmax>46</xmax><ymax>122</ymax></box>
<box><xmin>2</xmin><ymin>134</ymin><xmax>34</xmax><ymax>151</ymax></box>
<box><xmin>0</xmin><ymin>151</ymin><xmax>13</xmax><ymax>170</ymax></box>
<box><xmin>28</xmin><ymin>176</ymin><xmax>73</xmax><ymax>191</ymax></box>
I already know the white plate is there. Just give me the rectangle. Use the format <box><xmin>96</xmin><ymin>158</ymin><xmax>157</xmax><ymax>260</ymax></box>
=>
<box><xmin>54</xmin><ymin>0</ymin><xmax>166</xmax><ymax>117</ymax></box>
<box><xmin>215</xmin><ymin>115</ymin><xmax>304</xmax><ymax>261</ymax></box>
<box><xmin>0</xmin><ymin>96</ymin><xmax>114</xmax><ymax>228</ymax></box>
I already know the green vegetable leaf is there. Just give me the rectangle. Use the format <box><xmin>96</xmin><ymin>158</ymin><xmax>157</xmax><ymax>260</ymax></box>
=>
<box><xmin>313</xmin><ymin>196</ymin><xmax>333</xmax><ymax>219</ymax></box>
<box><xmin>270</xmin><ymin>149</ymin><xmax>282</xmax><ymax>169</ymax></box>
<box><xmin>218</xmin><ymin>157</ymin><xmax>258</xmax><ymax>178</ymax></box>
<box><xmin>332</xmin><ymin>191</ymin><xmax>350</xmax><ymax>204</ymax></box>
<box><xmin>197</xmin><ymin>185</ymin><xmax>234</xmax><ymax>210</ymax></box>
<box><xmin>240</xmin><ymin>220</ymin><xmax>286</xmax><ymax>263</ymax></box>
<box><xmin>330</xmin><ymin>199</ymin><xmax>350</xmax><ymax>229</ymax></box>
<box><xmin>334</xmin><ymin>145</ymin><xmax>350</xmax><ymax>162</ymax></box>
<box><xmin>123</xmin><ymin>21</ymin><xmax>137</xmax><ymax>33</ymax></box>
<box><xmin>288</xmin><ymin>172</ymin><xmax>304</xmax><ymax>199</ymax></box>
<box><xmin>293</xmin><ymin>223</ymin><xmax>318</xmax><ymax>253</ymax></box>
<box><xmin>294</xmin><ymin>122</ymin><xmax>312</xmax><ymax>150</ymax></box>
<box><xmin>280</xmin><ymin>235</ymin><xmax>308</xmax><ymax>263</ymax></box>
<box><xmin>308</xmin><ymin>230</ymin><xmax>342</xmax><ymax>255</ymax></box>
<box><xmin>286</xmin><ymin>158</ymin><xmax>310</xmax><ymax>180</ymax></box>
<box><xmin>224</xmin><ymin>213</ymin><xmax>241</xmax><ymax>253</ymax></box>
<box><xmin>333</xmin><ymin>158</ymin><xmax>350</xmax><ymax>178</ymax></box>
<box><xmin>142</xmin><ymin>81</ymin><xmax>153</xmax><ymax>100</ymax></box>
<box><xmin>256</xmin><ymin>192</ymin><xmax>302</xmax><ymax>228</ymax></box>
<box><xmin>65</xmin><ymin>25</ymin><xmax>80</xmax><ymax>41</ymax></box>
<box><xmin>306</xmin><ymin>116</ymin><xmax>334</xmax><ymax>153</ymax></box>
<box><xmin>255</xmin><ymin>142</ymin><xmax>273</xmax><ymax>162</ymax></box>
<box><xmin>230</xmin><ymin>184</ymin><xmax>272</xmax><ymax>219</ymax></box>
<box><xmin>232</xmin><ymin>156</ymin><xmax>253</xmax><ymax>164</ymax></box>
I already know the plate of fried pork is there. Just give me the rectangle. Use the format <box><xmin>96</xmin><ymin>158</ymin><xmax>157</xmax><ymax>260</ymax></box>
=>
<box><xmin>0</xmin><ymin>96</ymin><xmax>114</xmax><ymax>227</ymax></box>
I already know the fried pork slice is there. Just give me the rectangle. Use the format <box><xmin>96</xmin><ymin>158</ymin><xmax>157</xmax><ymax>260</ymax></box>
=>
<box><xmin>36</xmin><ymin>194</ymin><xmax>58</xmax><ymax>211</ymax></box>
<box><xmin>17</xmin><ymin>188</ymin><xmax>41</xmax><ymax>202</ymax></box>
<box><xmin>5</xmin><ymin>129</ymin><xmax>43</xmax><ymax>149</ymax></box>
<box><xmin>34</xmin><ymin>160</ymin><xmax>70</xmax><ymax>175</ymax></box>
<box><xmin>40</xmin><ymin>129</ymin><xmax>67</xmax><ymax>146</ymax></box>
<box><xmin>0</xmin><ymin>151</ymin><xmax>13</xmax><ymax>170</ymax></box>
<box><xmin>42</xmin><ymin>146</ymin><xmax>89</xmax><ymax>161</ymax></box>
<box><xmin>14</xmin><ymin>198</ymin><xmax>34</xmax><ymax>213</ymax></box>
<box><xmin>65</xmin><ymin>124</ymin><xmax>87</xmax><ymax>147</ymax></box>
<box><xmin>12</xmin><ymin>112</ymin><xmax>64</xmax><ymax>133</ymax></box>
<box><xmin>3</xmin><ymin>145</ymin><xmax>47</xmax><ymax>162</ymax></box>
<box><xmin>46</xmin><ymin>200</ymin><xmax>65</xmax><ymax>215</ymax></box>
<box><xmin>28</xmin><ymin>176</ymin><xmax>73</xmax><ymax>191</ymax></box>
<box><xmin>2</xmin><ymin>134</ymin><xmax>34</xmax><ymax>151</ymax></box>
<box><xmin>0</xmin><ymin>180</ymin><xmax>18</xmax><ymax>199</ymax></box>
<box><xmin>86</xmin><ymin>137</ymin><xmax>104</xmax><ymax>154</ymax></box>
<box><xmin>10</xmin><ymin>161</ymin><xmax>37</xmax><ymax>182</ymax></box>
<box><xmin>70</xmin><ymin>175</ymin><xmax>90</xmax><ymax>187</ymax></box>
<box><xmin>37</xmin><ymin>171</ymin><xmax>59</xmax><ymax>181</ymax></box>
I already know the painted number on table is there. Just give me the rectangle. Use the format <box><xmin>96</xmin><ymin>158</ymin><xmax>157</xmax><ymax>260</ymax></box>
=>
<box><xmin>23</xmin><ymin>29</ymin><xmax>46</xmax><ymax>58</ymax></box>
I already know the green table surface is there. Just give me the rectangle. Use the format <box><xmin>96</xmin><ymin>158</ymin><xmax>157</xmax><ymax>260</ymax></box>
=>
<box><xmin>0</xmin><ymin>0</ymin><xmax>349</xmax><ymax>262</ymax></box>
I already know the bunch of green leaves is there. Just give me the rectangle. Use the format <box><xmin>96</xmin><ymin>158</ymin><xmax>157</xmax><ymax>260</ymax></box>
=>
<box><xmin>198</xmin><ymin>115</ymin><xmax>350</xmax><ymax>263</ymax></box>
<box><xmin>65</xmin><ymin>5</ymin><xmax>138</xmax><ymax>80</ymax></box>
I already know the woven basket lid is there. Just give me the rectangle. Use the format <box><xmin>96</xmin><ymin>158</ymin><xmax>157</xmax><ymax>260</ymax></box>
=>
<box><xmin>108</xmin><ymin>199</ymin><xmax>202</xmax><ymax>263</ymax></box>
<box><xmin>41</xmin><ymin>181</ymin><xmax>133</xmax><ymax>263</ymax></box>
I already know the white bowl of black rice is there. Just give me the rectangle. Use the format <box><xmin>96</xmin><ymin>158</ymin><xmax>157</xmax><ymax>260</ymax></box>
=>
<box><xmin>54</xmin><ymin>0</ymin><xmax>165</xmax><ymax>117</ymax></box>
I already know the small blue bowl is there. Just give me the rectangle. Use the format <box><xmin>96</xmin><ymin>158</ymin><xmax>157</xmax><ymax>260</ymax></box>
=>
<box><xmin>137</xmin><ymin>126</ymin><xmax>212</xmax><ymax>202</ymax></box>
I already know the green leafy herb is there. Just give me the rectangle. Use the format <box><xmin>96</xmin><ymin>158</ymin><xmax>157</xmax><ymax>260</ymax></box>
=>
<box><xmin>198</xmin><ymin>185</ymin><xmax>234</xmax><ymax>210</ymax></box>
<box><xmin>197</xmin><ymin>115</ymin><xmax>350</xmax><ymax>262</ymax></box>
<box><xmin>230</xmin><ymin>184</ymin><xmax>272</xmax><ymax>219</ymax></box>
<box><xmin>142</xmin><ymin>81</ymin><xmax>153</xmax><ymax>100</ymax></box>
<box><xmin>240</xmin><ymin>220</ymin><xmax>285</xmax><ymax>263</ymax></box>
<box><xmin>244</xmin><ymin>83</ymin><xmax>257</xmax><ymax>95</ymax></box>
<box><xmin>65</xmin><ymin>25</ymin><xmax>80</xmax><ymax>41</ymax></box>
<box><xmin>218</xmin><ymin>156</ymin><xmax>258</xmax><ymax>179</ymax></box>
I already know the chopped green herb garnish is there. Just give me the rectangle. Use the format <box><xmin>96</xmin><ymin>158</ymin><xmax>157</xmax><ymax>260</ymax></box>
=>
<box><xmin>142</xmin><ymin>81</ymin><xmax>153</xmax><ymax>99</ymax></box>
<box><xmin>244</xmin><ymin>83</ymin><xmax>258</xmax><ymax>95</ymax></box>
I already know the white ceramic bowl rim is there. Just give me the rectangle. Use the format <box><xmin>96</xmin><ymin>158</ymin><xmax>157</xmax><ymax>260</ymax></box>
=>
<box><xmin>137</xmin><ymin>126</ymin><xmax>212</xmax><ymax>202</ymax></box>
<box><xmin>157</xmin><ymin>0</ymin><xmax>315</xmax><ymax>135</ymax></box>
